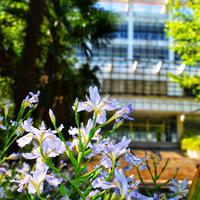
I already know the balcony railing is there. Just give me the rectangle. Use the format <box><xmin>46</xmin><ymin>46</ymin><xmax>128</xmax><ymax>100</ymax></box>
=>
<box><xmin>76</xmin><ymin>57</ymin><xmax>199</xmax><ymax>98</ymax></box>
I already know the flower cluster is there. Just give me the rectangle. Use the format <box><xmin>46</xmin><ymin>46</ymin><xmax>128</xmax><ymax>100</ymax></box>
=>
<box><xmin>12</xmin><ymin>120</ymin><xmax>66</xmax><ymax>195</ymax></box>
<box><xmin>0</xmin><ymin>87</ymin><xmax>189</xmax><ymax>200</ymax></box>
<box><xmin>22</xmin><ymin>91</ymin><xmax>40</xmax><ymax>108</ymax></box>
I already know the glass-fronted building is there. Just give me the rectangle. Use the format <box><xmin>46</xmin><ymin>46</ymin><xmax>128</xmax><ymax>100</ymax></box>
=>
<box><xmin>76</xmin><ymin>0</ymin><xmax>200</xmax><ymax>149</ymax></box>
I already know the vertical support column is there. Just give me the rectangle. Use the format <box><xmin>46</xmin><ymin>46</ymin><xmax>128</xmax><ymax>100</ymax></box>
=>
<box><xmin>168</xmin><ymin>11</ymin><xmax>174</xmax><ymax>64</ymax></box>
<box><xmin>177</xmin><ymin>114</ymin><xmax>184</xmax><ymax>142</ymax></box>
<box><xmin>127</xmin><ymin>2</ymin><xmax>133</xmax><ymax>60</ymax></box>
<box><xmin>168</xmin><ymin>40</ymin><xmax>174</xmax><ymax>62</ymax></box>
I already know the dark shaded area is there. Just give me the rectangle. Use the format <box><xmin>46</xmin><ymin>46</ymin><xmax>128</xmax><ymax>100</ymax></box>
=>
<box><xmin>0</xmin><ymin>0</ymin><xmax>117</xmax><ymax>131</ymax></box>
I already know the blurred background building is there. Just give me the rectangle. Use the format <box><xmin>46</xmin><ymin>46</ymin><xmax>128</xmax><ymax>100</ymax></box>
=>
<box><xmin>76</xmin><ymin>0</ymin><xmax>200</xmax><ymax>149</ymax></box>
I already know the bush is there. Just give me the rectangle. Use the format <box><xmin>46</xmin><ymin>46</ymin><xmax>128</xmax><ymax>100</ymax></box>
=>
<box><xmin>181</xmin><ymin>136</ymin><xmax>200</xmax><ymax>151</ymax></box>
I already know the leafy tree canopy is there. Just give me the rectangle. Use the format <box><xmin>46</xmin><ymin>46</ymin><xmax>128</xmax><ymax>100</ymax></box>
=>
<box><xmin>0</xmin><ymin>0</ymin><xmax>118</xmax><ymax>127</ymax></box>
<box><xmin>166</xmin><ymin>0</ymin><xmax>200</xmax><ymax>100</ymax></box>
<box><xmin>166</xmin><ymin>0</ymin><xmax>200</xmax><ymax>65</ymax></box>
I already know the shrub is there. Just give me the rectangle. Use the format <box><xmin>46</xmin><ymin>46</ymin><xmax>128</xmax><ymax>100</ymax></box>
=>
<box><xmin>181</xmin><ymin>136</ymin><xmax>200</xmax><ymax>151</ymax></box>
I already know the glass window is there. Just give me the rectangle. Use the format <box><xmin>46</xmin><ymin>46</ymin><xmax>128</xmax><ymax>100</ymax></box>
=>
<box><xmin>111</xmin><ymin>24</ymin><xmax>128</xmax><ymax>39</ymax></box>
<box><xmin>102</xmin><ymin>79</ymin><xmax>167</xmax><ymax>96</ymax></box>
<box><xmin>134</xmin><ymin>22</ymin><xmax>167</xmax><ymax>41</ymax></box>
<box><xmin>133</xmin><ymin>46</ymin><xmax>169</xmax><ymax>60</ymax></box>
<box><xmin>93</xmin><ymin>45</ymin><xmax>127</xmax><ymax>58</ymax></box>
<box><xmin>111</xmin><ymin>117</ymin><xmax>177</xmax><ymax>143</ymax></box>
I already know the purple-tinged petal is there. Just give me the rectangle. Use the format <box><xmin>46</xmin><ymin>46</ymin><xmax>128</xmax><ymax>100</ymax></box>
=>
<box><xmin>17</xmin><ymin>133</ymin><xmax>33</xmax><ymax>148</ymax></box>
<box><xmin>23</xmin><ymin>91</ymin><xmax>40</xmax><ymax>108</ymax></box>
<box><xmin>6</xmin><ymin>153</ymin><xmax>20</xmax><ymax>160</ymax></box>
<box><xmin>28</xmin><ymin>182</ymin><xmax>37</xmax><ymax>194</ymax></box>
<box><xmin>21</xmin><ymin>118</ymin><xmax>33</xmax><ymax>132</ymax></box>
<box><xmin>125</xmin><ymin>153</ymin><xmax>147</xmax><ymax>170</ymax></box>
<box><xmin>96</xmin><ymin>109</ymin><xmax>106</xmax><ymax>124</ymax></box>
<box><xmin>57</xmin><ymin>124</ymin><xmax>64</xmax><ymax>131</ymax></box>
<box><xmin>171</xmin><ymin>179</ymin><xmax>178</xmax><ymax>187</ymax></box>
<box><xmin>68</xmin><ymin>126</ymin><xmax>79</xmax><ymax>136</ymax></box>
<box><xmin>22</xmin><ymin>152</ymin><xmax>39</xmax><ymax>160</ymax></box>
<box><xmin>77</xmin><ymin>101</ymin><xmax>93</xmax><ymax>112</ymax></box>
<box><xmin>103</xmin><ymin>98</ymin><xmax>120</xmax><ymax>111</ymax></box>
<box><xmin>46</xmin><ymin>173</ymin><xmax>63</xmax><ymax>186</ymax></box>
<box><xmin>35</xmin><ymin>157</ymin><xmax>48</xmax><ymax>171</ymax></box>
<box><xmin>92</xmin><ymin>177</ymin><xmax>113</xmax><ymax>190</ymax></box>
<box><xmin>100</xmin><ymin>156</ymin><xmax>112</xmax><ymax>168</ymax></box>
<box><xmin>114</xmin><ymin>169</ymin><xmax>128</xmax><ymax>195</ymax></box>
<box><xmin>181</xmin><ymin>179</ymin><xmax>188</xmax><ymax>190</ymax></box>
<box><xmin>114</xmin><ymin>104</ymin><xmax>133</xmax><ymax>120</ymax></box>
<box><xmin>89</xmin><ymin>86</ymin><xmax>101</xmax><ymax>105</ymax></box>
<box><xmin>86</xmin><ymin>118</ymin><xmax>93</xmax><ymax>135</ymax></box>
<box><xmin>169</xmin><ymin>186</ymin><xmax>178</xmax><ymax>193</ymax></box>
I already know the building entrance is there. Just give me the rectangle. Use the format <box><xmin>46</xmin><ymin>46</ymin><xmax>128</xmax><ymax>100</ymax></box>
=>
<box><xmin>113</xmin><ymin>117</ymin><xmax>177</xmax><ymax>143</ymax></box>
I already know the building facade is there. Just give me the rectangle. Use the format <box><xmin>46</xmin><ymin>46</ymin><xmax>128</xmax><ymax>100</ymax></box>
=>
<box><xmin>77</xmin><ymin>0</ymin><xmax>200</xmax><ymax>149</ymax></box>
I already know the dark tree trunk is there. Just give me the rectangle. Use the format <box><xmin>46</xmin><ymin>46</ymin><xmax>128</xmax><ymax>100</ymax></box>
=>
<box><xmin>14</xmin><ymin>0</ymin><xmax>45</xmax><ymax>110</ymax></box>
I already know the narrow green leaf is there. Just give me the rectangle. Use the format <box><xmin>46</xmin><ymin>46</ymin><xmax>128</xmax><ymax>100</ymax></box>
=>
<box><xmin>59</xmin><ymin>185</ymin><xmax>67</xmax><ymax>197</ymax></box>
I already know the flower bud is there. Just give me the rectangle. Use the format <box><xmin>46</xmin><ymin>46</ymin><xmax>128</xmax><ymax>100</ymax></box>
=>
<box><xmin>74</xmin><ymin>98</ymin><xmax>79</xmax><ymax>112</ymax></box>
<box><xmin>113</xmin><ymin>119</ymin><xmax>124</xmax><ymax>129</ymax></box>
<box><xmin>4</xmin><ymin>105</ymin><xmax>9</xmax><ymax>117</ymax></box>
<box><xmin>49</xmin><ymin>109</ymin><xmax>56</xmax><ymax>125</ymax></box>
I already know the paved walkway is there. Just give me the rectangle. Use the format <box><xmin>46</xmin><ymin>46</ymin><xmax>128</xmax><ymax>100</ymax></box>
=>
<box><xmin>88</xmin><ymin>150</ymin><xmax>199</xmax><ymax>183</ymax></box>
<box><xmin>129</xmin><ymin>150</ymin><xmax>199</xmax><ymax>182</ymax></box>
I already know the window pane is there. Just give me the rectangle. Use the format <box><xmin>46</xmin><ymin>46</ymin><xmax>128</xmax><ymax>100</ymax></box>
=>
<box><xmin>111</xmin><ymin>24</ymin><xmax>128</xmax><ymax>39</ymax></box>
<box><xmin>134</xmin><ymin>22</ymin><xmax>167</xmax><ymax>41</ymax></box>
<box><xmin>133</xmin><ymin>46</ymin><xmax>168</xmax><ymax>60</ymax></box>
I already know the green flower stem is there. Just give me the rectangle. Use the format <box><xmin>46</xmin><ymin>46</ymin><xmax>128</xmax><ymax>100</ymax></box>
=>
<box><xmin>77</xmin><ymin>114</ymin><xmax>97</xmax><ymax>168</ymax></box>
<box><xmin>105</xmin><ymin>114</ymin><xmax>116</xmax><ymax>125</ymax></box>
<box><xmin>20</xmin><ymin>105</ymin><xmax>37</xmax><ymax>123</ymax></box>
<box><xmin>107</xmin><ymin>158</ymin><xmax>116</xmax><ymax>182</ymax></box>
<box><xmin>38</xmin><ymin>141</ymin><xmax>82</xmax><ymax>197</ymax></box>
<box><xmin>74</xmin><ymin>104</ymin><xmax>84</xmax><ymax>151</ymax></box>
<box><xmin>16</xmin><ymin>105</ymin><xmax>25</xmax><ymax>122</ymax></box>
<box><xmin>153</xmin><ymin>159</ymin><xmax>158</xmax><ymax>181</ymax></box>
<box><xmin>136</xmin><ymin>167</ymin><xmax>152</xmax><ymax>196</ymax></box>
<box><xmin>156</xmin><ymin>158</ymin><xmax>169</xmax><ymax>180</ymax></box>
<box><xmin>82</xmin><ymin>167</ymin><xmax>103</xmax><ymax>198</ymax></box>
<box><xmin>1</xmin><ymin>104</ymin><xmax>38</xmax><ymax>162</ymax></box>
<box><xmin>154</xmin><ymin>168</ymin><xmax>178</xmax><ymax>191</ymax></box>
<box><xmin>146</xmin><ymin>160</ymin><xmax>155</xmax><ymax>184</ymax></box>
<box><xmin>53</xmin><ymin>123</ymin><xmax>78</xmax><ymax>171</ymax></box>
<box><xmin>0</xmin><ymin>134</ymin><xmax>19</xmax><ymax>161</ymax></box>
<box><xmin>36</xmin><ymin>186</ymin><xmax>45</xmax><ymax>200</ymax></box>
<box><xmin>118</xmin><ymin>195</ymin><xmax>126</xmax><ymax>200</ymax></box>
<box><xmin>91</xmin><ymin>190</ymin><xmax>106</xmax><ymax>200</ymax></box>
<box><xmin>0</xmin><ymin>157</ymin><xmax>6</xmax><ymax>165</ymax></box>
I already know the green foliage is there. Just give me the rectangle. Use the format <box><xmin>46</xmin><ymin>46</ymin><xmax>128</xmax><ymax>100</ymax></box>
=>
<box><xmin>168</xmin><ymin>73</ymin><xmax>200</xmax><ymax>100</ymax></box>
<box><xmin>187</xmin><ymin>167</ymin><xmax>200</xmax><ymax>200</ymax></box>
<box><xmin>166</xmin><ymin>0</ymin><xmax>200</xmax><ymax>65</ymax></box>
<box><xmin>137</xmin><ymin>153</ymin><xmax>178</xmax><ymax>197</ymax></box>
<box><xmin>0</xmin><ymin>0</ymin><xmax>27</xmax><ymax>57</ymax></box>
<box><xmin>0</xmin><ymin>89</ymin><xmax>188</xmax><ymax>199</ymax></box>
<box><xmin>0</xmin><ymin>77</ymin><xmax>14</xmax><ymax>108</ymax></box>
<box><xmin>166</xmin><ymin>0</ymin><xmax>200</xmax><ymax>100</ymax></box>
<box><xmin>181</xmin><ymin>136</ymin><xmax>200</xmax><ymax>151</ymax></box>
<box><xmin>182</xmin><ymin>116</ymin><xmax>200</xmax><ymax>138</ymax></box>
<box><xmin>0</xmin><ymin>0</ymin><xmax>118</xmax><ymax>128</ymax></box>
